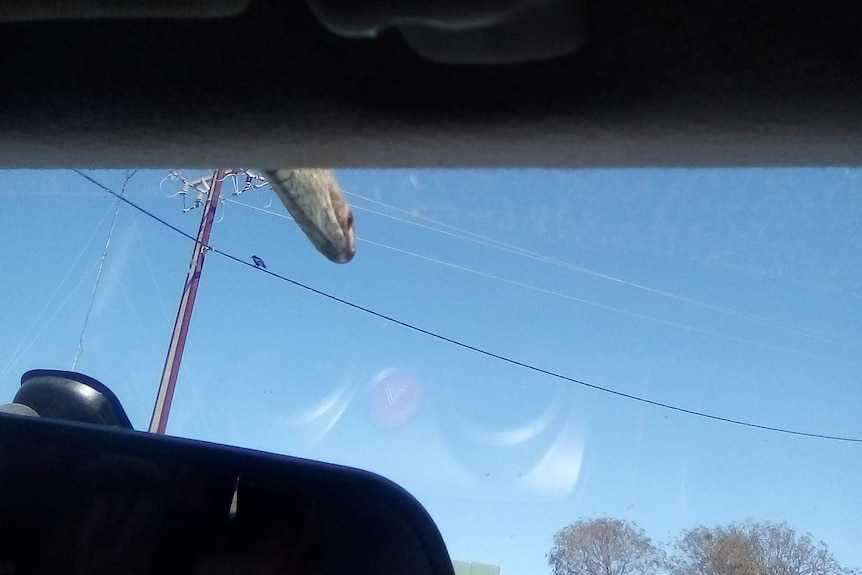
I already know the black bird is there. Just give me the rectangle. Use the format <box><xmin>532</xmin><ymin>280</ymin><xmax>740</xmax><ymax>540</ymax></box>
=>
<box><xmin>251</xmin><ymin>255</ymin><xmax>266</xmax><ymax>269</ymax></box>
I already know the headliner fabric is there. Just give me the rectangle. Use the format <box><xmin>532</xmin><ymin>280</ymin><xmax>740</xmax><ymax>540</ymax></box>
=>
<box><xmin>1</xmin><ymin>0</ymin><xmax>860</xmax><ymax>168</ymax></box>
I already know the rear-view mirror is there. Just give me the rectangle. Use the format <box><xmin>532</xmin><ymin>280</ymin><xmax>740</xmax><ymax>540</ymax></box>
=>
<box><xmin>0</xmin><ymin>412</ymin><xmax>455</xmax><ymax>575</ymax></box>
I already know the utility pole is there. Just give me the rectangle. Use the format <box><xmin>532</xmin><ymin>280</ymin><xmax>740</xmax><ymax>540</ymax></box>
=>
<box><xmin>150</xmin><ymin>168</ymin><xmax>226</xmax><ymax>434</ymax></box>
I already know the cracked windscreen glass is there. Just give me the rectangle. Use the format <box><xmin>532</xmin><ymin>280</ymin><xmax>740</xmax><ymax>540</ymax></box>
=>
<box><xmin>1</xmin><ymin>169</ymin><xmax>860</xmax><ymax>575</ymax></box>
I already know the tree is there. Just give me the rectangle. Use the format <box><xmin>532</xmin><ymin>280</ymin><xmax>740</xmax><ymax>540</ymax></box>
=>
<box><xmin>548</xmin><ymin>518</ymin><xmax>665</xmax><ymax>575</ymax></box>
<box><xmin>672</xmin><ymin>525</ymin><xmax>760</xmax><ymax>575</ymax></box>
<box><xmin>672</xmin><ymin>522</ymin><xmax>858</xmax><ymax>575</ymax></box>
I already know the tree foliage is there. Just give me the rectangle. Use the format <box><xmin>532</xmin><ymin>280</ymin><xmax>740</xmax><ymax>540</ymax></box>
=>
<box><xmin>548</xmin><ymin>518</ymin><xmax>665</xmax><ymax>575</ymax></box>
<box><xmin>672</xmin><ymin>522</ymin><xmax>858</xmax><ymax>575</ymax></box>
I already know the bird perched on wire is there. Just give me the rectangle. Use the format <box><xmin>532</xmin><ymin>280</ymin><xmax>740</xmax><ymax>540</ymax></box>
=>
<box><xmin>251</xmin><ymin>255</ymin><xmax>266</xmax><ymax>269</ymax></box>
<box><xmin>262</xmin><ymin>169</ymin><xmax>356</xmax><ymax>264</ymax></box>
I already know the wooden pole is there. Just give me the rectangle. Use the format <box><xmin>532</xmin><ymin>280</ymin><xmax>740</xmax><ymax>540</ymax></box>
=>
<box><xmin>149</xmin><ymin>169</ymin><xmax>225</xmax><ymax>434</ymax></box>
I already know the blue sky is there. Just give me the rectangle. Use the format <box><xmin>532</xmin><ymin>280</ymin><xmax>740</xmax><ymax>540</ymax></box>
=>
<box><xmin>1</xmin><ymin>168</ymin><xmax>860</xmax><ymax>575</ymax></box>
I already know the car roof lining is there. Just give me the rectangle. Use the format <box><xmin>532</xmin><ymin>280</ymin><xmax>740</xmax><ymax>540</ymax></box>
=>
<box><xmin>1</xmin><ymin>0</ymin><xmax>860</xmax><ymax>168</ymax></box>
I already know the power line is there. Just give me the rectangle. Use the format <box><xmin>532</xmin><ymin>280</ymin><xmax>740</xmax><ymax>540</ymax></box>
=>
<box><xmin>75</xmin><ymin>170</ymin><xmax>199</xmax><ymax>242</ymax></box>
<box><xmin>223</xmin><ymin>197</ymin><xmax>293</xmax><ymax>220</ymax></box>
<box><xmin>127</xmin><ymin>206</ymin><xmax>172</xmax><ymax>325</ymax></box>
<box><xmin>72</xmin><ymin>170</ymin><xmax>137</xmax><ymax>370</ymax></box>
<box><xmin>357</xmin><ymin>239</ymin><xmax>845</xmax><ymax>364</ymax></box>
<box><xmin>71</xmin><ymin>170</ymin><xmax>862</xmax><ymax>444</ymax></box>
<box><xmin>346</xmin><ymin>191</ymin><xmax>857</xmax><ymax>349</ymax></box>
<box><xmin>0</xmin><ymin>198</ymin><xmax>118</xmax><ymax>384</ymax></box>
<box><xmin>224</xmin><ymin>198</ymin><xmax>848</xmax><ymax>364</ymax></box>
<box><xmin>0</xmin><ymin>258</ymin><xmax>101</xmax><ymax>385</ymax></box>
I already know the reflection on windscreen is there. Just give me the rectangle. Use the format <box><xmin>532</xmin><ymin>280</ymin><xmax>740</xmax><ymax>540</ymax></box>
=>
<box><xmin>0</xmin><ymin>169</ymin><xmax>860</xmax><ymax>575</ymax></box>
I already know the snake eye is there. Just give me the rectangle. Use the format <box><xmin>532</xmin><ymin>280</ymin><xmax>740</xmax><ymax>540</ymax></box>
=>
<box><xmin>346</xmin><ymin>213</ymin><xmax>354</xmax><ymax>231</ymax></box>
